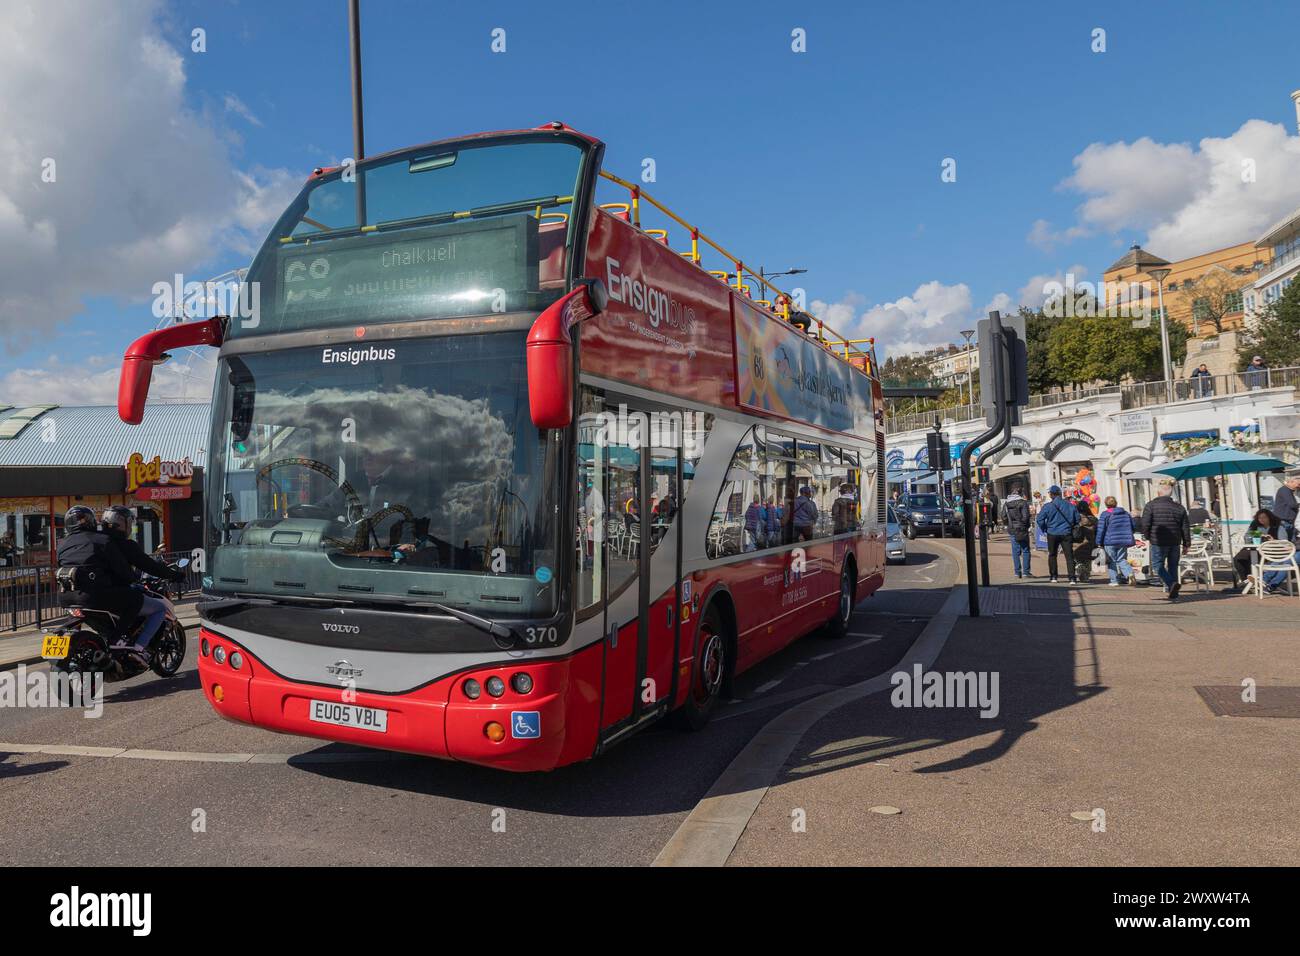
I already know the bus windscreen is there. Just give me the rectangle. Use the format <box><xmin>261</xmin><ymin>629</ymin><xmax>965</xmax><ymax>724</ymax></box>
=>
<box><xmin>205</xmin><ymin>331</ymin><xmax>560</xmax><ymax>617</ymax></box>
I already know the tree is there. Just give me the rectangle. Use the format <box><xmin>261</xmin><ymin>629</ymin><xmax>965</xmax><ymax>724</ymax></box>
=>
<box><xmin>1044</xmin><ymin>313</ymin><xmax>1188</xmax><ymax>387</ymax></box>
<box><xmin>1237</xmin><ymin>279</ymin><xmax>1300</xmax><ymax>369</ymax></box>
<box><xmin>1024</xmin><ymin>307</ymin><xmax>1068</xmax><ymax>393</ymax></box>
<box><xmin>1185</xmin><ymin>266</ymin><xmax>1251</xmax><ymax>334</ymax></box>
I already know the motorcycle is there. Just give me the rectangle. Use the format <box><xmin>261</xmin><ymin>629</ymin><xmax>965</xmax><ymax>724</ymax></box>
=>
<box><xmin>41</xmin><ymin>559</ymin><xmax>190</xmax><ymax>682</ymax></box>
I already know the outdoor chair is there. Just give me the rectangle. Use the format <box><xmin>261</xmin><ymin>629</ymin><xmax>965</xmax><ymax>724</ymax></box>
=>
<box><xmin>1256</xmin><ymin>540</ymin><xmax>1300</xmax><ymax>599</ymax></box>
<box><xmin>1180</xmin><ymin>543</ymin><xmax>1215</xmax><ymax>592</ymax></box>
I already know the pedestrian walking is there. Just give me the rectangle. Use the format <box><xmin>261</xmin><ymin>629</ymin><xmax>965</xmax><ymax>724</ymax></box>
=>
<box><xmin>1139</xmin><ymin>479</ymin><xmax>1192</xmax><ymax>599</ymax></box>
<box><xmin>1035</xmin><ymin>485</ymin><xmax>1079</xmax><ymax>584</ymax></box>
<box><xmin>1073</xmin><ymin>499</ymin><xmax>1098</xmax><ymax>582</ymax></box>
<box><xmin>986</xmin><ymin>487</ymin><xmax>1000</xmax><ymax>533</ymax></box>
<box><xmin>1095</xmin><ymin>496</ymin><xmax>1137</xmax><ymax>586</ymax></box>
<box><xmin>1003</xmin><ymin>484</ymin><xmax>1032</xmax><ymax>578</ymax></box>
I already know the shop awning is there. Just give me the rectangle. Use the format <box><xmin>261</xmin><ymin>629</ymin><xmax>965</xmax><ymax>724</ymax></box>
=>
<box><xmin>990</xmin><ymin>462</ymin><xmax>1031</xmax><ymax>481</ymax></box>
<box><xmin>1159</xmin><ymin>429</ymin><xmax>1220</xmax><ymax>442</ymax></box>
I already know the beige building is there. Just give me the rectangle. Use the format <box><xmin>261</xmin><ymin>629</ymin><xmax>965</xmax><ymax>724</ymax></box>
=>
<box><xmin>1102</xmin><ymin>241</ymin><xmax>1273</xmax><ymax>376</ymax></box>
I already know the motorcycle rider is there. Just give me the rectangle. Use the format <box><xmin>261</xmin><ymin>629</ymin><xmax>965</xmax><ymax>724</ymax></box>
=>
<box><xmin>56</xmin><ymin>506</ymin><xmax>145</xmax><ymax>653</ymax></box>
<box><xmin>99</xmin><ymin>505</ymin><xmax>184</xmax><ymax>661</ymax></box>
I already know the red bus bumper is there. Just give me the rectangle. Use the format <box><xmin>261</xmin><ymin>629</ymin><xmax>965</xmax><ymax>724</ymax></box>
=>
<box><xmin>196</xmin><ymin>628</ymin><xmax>601</xmax><ymax>772</ymax></box>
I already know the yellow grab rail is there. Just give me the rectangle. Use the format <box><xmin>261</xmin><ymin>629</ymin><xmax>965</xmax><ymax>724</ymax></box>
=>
<box><xmin>597</xmin><ymin>169</ymin><xmax>872</xmax><ymax>370</ymax></box>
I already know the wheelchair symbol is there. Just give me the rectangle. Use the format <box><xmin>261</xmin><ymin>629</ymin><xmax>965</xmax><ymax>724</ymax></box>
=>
<box><xmin>511</xmin><ymin>711</ymin><xmax>541</xmax><ymax>739</ymax></box>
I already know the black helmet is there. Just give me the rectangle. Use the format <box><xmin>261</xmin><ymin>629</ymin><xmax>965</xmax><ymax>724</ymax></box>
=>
<box><xmin>101</xmin><ymin>505</ymin><xmax>135</xmax><ymax>537</ymax></box>
<box><xmin>64</xmin><ymin>505</ymin><xmax>98</xmax><ymax>533</ymax></box>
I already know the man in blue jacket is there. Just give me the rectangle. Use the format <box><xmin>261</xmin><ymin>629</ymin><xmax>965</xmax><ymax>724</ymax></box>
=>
<box><xmin>1095</xmin><ymin>495</ymin><xmax>1137</xmax><ymax>586</ymax></box>
<box><xmin>1036</xmin><ymin>485</ymin><xmax>1079</xmax><ymax>584</ymax></box>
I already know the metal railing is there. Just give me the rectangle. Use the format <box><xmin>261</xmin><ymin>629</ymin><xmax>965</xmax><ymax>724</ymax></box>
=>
<box><xmin>885</xmin><ymin>364</ymin><xmax>1300</xmax><ymax>434</ymax></box>
<box><xmin>1</xmin><ymin>549</ymin><xmax>200</xmax><ymax>632</ymax></box>
<box><xmin>597</xmin><ymin>170</ymin><xmax>878</xmax><ymax>374</ymax></box>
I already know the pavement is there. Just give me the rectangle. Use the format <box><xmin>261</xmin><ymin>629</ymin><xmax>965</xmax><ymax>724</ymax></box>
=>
<box><xmin>0</xmin><ymin>600</ymin><xmax>202</xmax><ymax>670</ymax></box>
<box><xmin>727</xmin><ymin>532</ymin><xmax>1300</xmax><ymax>866</ymax></box>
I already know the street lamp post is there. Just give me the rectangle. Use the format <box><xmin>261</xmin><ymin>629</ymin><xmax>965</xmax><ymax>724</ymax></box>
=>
<box><xmin>1146</xmin><ymin>267</ymin><xmax>1173</xmax><ymax>402</ymax></box>
<box><xmin>959</xmin><ymin>329</ymin><xmax>976</xmax><ymax>407</ymax></box>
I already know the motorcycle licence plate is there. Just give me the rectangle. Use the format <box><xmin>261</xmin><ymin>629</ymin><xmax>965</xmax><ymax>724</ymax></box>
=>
<box><xmin>41</xmin><ymin>634</ymin><xmax>70</xmax><ymax>659</ymax></box>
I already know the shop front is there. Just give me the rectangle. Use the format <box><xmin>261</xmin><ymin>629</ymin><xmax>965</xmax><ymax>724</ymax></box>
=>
<box><xmin>0</xmin><ymin>403</ymin><xmax>208</xmax><ymax>567</ymax></box>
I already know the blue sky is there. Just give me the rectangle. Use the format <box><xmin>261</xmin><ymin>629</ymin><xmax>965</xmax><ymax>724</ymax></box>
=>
<box><xmin>4</xmin><ymin>0</ymin><xmax>1300</xmax><ymax>399</ymax></box>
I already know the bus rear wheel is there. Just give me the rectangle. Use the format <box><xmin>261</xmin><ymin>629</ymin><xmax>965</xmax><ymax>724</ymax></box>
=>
<box><xmin>823</xmin><ymin>564</ymin><xmax>855</xmax><ymax>640</ymax></box>
<box><xmin>672</xmin><ymin>605</ymin><xmax>727</xmax><ymax>731</ymax></box>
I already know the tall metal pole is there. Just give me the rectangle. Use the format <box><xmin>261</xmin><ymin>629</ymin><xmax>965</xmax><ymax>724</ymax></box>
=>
<box><xmin>962</xmin><ymin>312</ymin><xmax>1007</xmax><ymax>617</ymax></box>
<box><xmin>348</xmin><ymin>0</ymin><xmax>367</xmax><ymax>226</ymax></box>
<box><xmin>1157</xmin><ymin>278</ymin><xmax>1171</xmax><ymax>401</ymax></box>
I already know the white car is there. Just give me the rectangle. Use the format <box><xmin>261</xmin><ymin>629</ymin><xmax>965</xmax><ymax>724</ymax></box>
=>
<box><xmin>886</xmin><ymin>505</ymin><xmax>908</xmax><ymax>564</ymax></box>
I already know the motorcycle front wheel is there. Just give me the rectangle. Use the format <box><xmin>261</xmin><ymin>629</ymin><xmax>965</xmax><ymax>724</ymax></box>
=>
<box><xmin>150</xmin><ymin>621</ymin><xmax>187</xmax><ymax>677</ymax></box>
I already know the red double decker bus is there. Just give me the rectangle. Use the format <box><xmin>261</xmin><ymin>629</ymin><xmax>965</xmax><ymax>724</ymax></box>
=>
<box><xmin>119</xmin><ymin>123</ymin><xmax>887</xmax><ymax>771</ymax></box>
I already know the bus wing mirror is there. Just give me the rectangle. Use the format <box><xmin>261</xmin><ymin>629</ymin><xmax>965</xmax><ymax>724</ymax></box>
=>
<box><xmin>118</xmin><ymin>318</ymin><xmax>226</xmax><ymax>424</ymax></box>
<box><xmin>526</xmin><ymin>280</ymin><xmax>606</xmax><ymax>429</ymax></box>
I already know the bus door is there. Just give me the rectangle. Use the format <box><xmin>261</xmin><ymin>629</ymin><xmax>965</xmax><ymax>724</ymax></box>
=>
<box><xmin>585</xmin><ymin>403</ymin><xmax>646</xmax><ymax>732</ymax></box>
<box><xmin>641</xmin><ymin>441</ymin><xmax>680</xmax><ymax>719</ymax></box>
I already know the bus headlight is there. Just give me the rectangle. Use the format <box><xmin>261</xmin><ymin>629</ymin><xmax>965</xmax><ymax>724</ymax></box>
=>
<box><xmin>511</xmin><ymin>672</ymin><xmax>533</xmax><ymax>694</ymax></box>
<box><xmin>229</xmin><ymin>651</ymin><xmax>243</xmax><ymax>670</ymax></box>
<box><xmin>213</xmin><ymin>646</ymin><xmax>227</xmax><ymax>665</ymax></box>
<box><xmin>201</xmin><ymin>637</ymin><xmax>210</xmax><ymax>657</ymax></box>
<box><xmin>463</xmin><ymin>679</ymin><xmax>481</xmax><ymax>700</ymax></box>
<box><xmin>486</xmin><ymin>676</ymin><xmax>506</xmax><ymax>698</ymax></box>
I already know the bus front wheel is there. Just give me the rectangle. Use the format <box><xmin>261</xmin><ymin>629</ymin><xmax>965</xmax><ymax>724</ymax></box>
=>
<box><xmin>672</xmin><ymin>605</ymin><xmax>727</xmax><ymax>732</ymax></box>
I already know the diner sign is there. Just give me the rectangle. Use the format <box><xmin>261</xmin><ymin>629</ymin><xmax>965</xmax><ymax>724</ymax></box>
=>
<box><xmin>126</xmin><ymin>453</ymin><xmax>194</xmax><ymax>501</ymax></box>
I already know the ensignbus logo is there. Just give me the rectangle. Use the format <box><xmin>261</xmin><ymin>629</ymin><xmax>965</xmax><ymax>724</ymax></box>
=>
<box><xmin>322</xmin><ymin>345</ymin><xmax>397</xmax><ymax>365</ymax></box>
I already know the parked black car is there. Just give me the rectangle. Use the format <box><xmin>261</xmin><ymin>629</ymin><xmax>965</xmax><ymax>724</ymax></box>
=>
<box><xmin>898</xmin><ymin>493</ymin><xmax>963</xmax><ymax>538</ymax></box>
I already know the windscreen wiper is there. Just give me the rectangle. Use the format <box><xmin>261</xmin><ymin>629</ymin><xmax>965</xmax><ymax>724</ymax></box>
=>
<box><xmin>418</xmin><ymin>602</ymin><xmax>514</xmax><ymax>641</ymax></box>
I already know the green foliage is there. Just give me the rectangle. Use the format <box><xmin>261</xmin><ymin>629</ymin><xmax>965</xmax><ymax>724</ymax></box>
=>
<box><xmin>1237</xmin><ymin>279</ymin><xmax>1300</xmax><ymax>369</ymax></box>
<box><xmin>1028</xmin><ymin>306</ymin><xmax>1187</xmax><ymax>388</ymax></box>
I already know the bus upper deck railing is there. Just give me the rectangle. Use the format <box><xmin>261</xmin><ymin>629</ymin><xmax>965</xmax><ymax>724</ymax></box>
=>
<box><xmin>597</xmin><ymin>170</ymin><xmax>877</xmax><ymax>377</ymax></box>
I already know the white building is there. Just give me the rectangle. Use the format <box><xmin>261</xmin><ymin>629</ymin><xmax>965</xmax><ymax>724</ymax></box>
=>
<box><xmin>1245</xmin><ymin>205</ymin><xmax>1300</xmax><ymax>321</ymax></box>
<box><xmin>887</xmin><ymin>380</ymin><xmax>1300</xmax><ymax>524</ymax></box>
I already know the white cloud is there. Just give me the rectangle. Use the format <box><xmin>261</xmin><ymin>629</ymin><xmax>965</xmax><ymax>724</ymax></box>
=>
<box><xmin>1027</xmin><ymin>218</ymin><xmax>1090</xmax><ymax>252</ymax></box>
<box><xmin>1048</xmin><ymin>120</ymin><xmax>1300</xmax><ymax>259</ymax></box>
<box><xmin>223</xmin><ymin>93</ymin><xmax>263</xmax><ymax>127</ymax></box>
<box><xmin>0</xmin><ymin>0</ymin><xmax>298</xmax><ymax>350</ymax></box>
<box><xmin>813</xmin><ymin>281</ymin><xmax>973</xmax><ymax>360</ymax></box>
<box><xmin>0</xmin><ymin>348</ymin><xmax>216</xmax><ymax>406</ymax></box>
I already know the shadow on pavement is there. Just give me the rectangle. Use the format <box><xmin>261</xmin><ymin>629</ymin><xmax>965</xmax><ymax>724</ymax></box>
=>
<box><xmin>0</xmin><ymin>753</ymin><xmax>69</xmax><ymax>779</ymax></box>
<box><xmin>779</xmin><ymin>614</ymin><xmax>1107</xmax><ymax>782</ymax></box>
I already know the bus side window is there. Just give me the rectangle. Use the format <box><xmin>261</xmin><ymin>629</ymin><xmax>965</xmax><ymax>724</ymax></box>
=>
<box><xmin>706</xmin><ymin>428</ymin><xmax>759</xmax><ymax>558</ymax></box>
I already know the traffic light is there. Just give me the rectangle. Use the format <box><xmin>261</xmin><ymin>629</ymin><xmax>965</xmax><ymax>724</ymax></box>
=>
<box><xmin>976</xmin><ymin>466</ymin><xmax>990</xmax><ymax>486</ymax></box>
<box><xmin>978</xmin><ymin>312</ymin><xmax>1030</xmax><ymax>427</ymax></box>
<box><xmin>926</xmin><ymin>432</ymin><xmax>950</xmax><ymax>470</ymax></box>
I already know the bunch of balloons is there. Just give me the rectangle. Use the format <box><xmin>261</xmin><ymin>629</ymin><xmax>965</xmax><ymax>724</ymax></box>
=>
<box><xmin>1072</xmin><ymin>467</ymin><xmax>1101</xmax><ymax>507</ymax></box>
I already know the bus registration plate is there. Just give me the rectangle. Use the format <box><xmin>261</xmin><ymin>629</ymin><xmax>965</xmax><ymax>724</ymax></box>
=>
<box><xmin>308</xmin><ymin>700</ymin><xmax>388</xmax><ymax>733</ymax></box>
